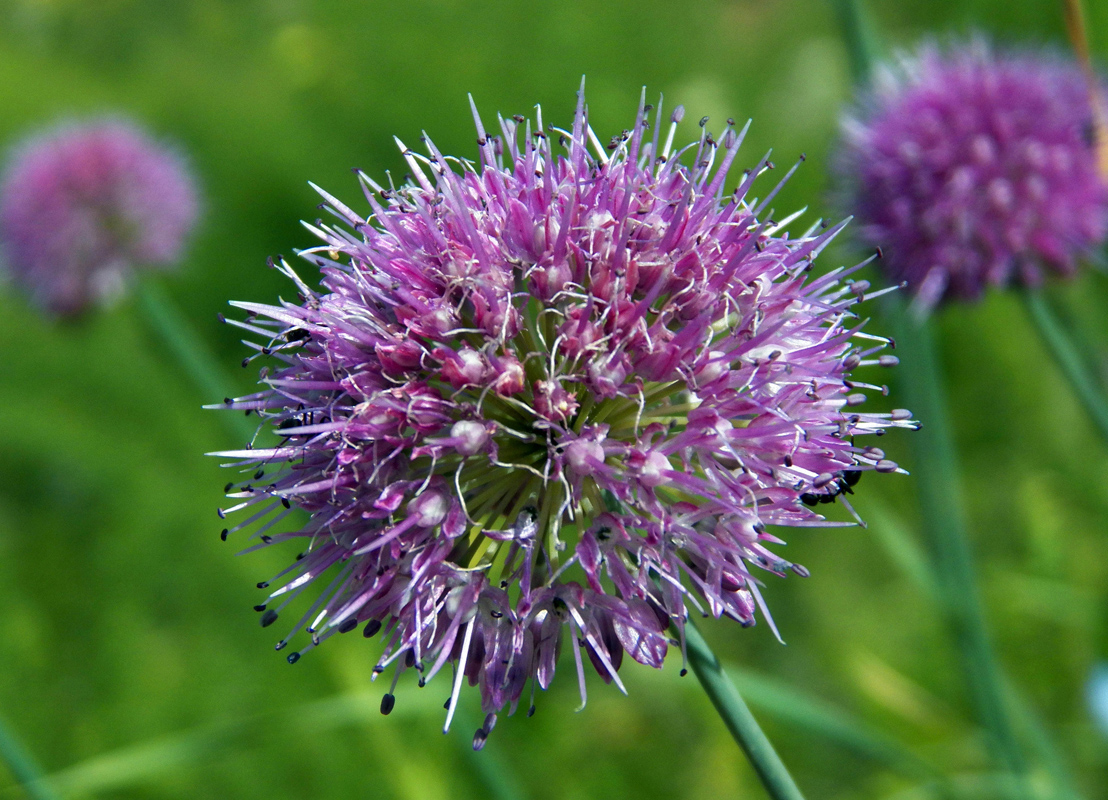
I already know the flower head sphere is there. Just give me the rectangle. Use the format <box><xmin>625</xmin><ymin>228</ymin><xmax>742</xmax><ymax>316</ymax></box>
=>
<box><xmin>838</xmin><ymin>41</ymin><xmax>1108</xmax><ymax>313</ymax></box>
<box><xmin>0</xmin><ymin>118</ymin><xmax>199</xmax><ymax>316</ymax></box>
<box><xmin>213</xmin><ymin>87</ymin><xmax>916</xmax><ymax>746</ymax></box>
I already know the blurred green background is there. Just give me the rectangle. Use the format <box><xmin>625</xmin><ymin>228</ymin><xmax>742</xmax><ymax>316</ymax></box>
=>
<box><xmin>1</xmin><ymin>0</ymin><xmax>1107</xmax><ymax>797</ymax></box>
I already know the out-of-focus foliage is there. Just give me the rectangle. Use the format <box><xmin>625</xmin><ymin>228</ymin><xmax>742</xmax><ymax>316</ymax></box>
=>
<box><xmin>0</xmin><ymin>1</ymin><xmax>1106</xmax><ymax>798</ymax></box>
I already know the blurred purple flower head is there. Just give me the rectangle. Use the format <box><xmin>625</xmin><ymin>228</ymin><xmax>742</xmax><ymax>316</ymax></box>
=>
<box><xmin>0</xmin><ymin>118</ymin><xmax>199</xmax><ymax>315</ymax></box>
<box><xmin>214</xmin><ymin>87</ymin><xmax>916</xmax><ymax>745</ymax></box>
<box><xmin>838</xmin><ymin>40</ymin><xmax>1108</xmax><ymax>313</ymax></box>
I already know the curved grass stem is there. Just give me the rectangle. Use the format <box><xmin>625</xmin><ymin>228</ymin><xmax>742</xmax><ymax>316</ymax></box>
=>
<box><xmin>1023</xmin><ymin>289</ymin><xmax>1108</xmax><ymax>444</ymax></box>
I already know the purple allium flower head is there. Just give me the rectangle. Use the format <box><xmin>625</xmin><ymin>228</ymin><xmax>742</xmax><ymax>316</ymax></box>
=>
<box><xmin>838</xmin><ymin>41</ymin><xmax>1108</xmax><ymax>313</ymax></box>
<box><xmin>213</xmin><ymin>86</ymin><xmax>916</xmax><ymax>745</ymax></box>
<box><xmin>0</xmin><ymin>119</ymin><xmax>199</xmax><ymax>315</ymax></box>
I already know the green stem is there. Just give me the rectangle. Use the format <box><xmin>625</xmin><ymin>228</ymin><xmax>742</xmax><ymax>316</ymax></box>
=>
<box><xmin>830</xmin><ymin>0</ymin><xmax>881</xmax><ymax>82</ymax></box>
<box><xmin>882</xmin><ymin>298</ymin><xmax>1030</xmax><ymax>795</ymax></box>
<box><xmin>683</xmin><ymin>620</ymin><xmax>806</xmax><ymax>800</ymax></box>
<box><xmin>0</xmin><ymin>713</ymin><xmax>60</xmax><ymax>800</ymax></box>
<box><xmin>1023</xmin><ymin>289</ymin><xmax>1108</xmax><ymax>444</ymax></box>
<box><xmin>833</xmin><ymin>2</ymin><xmax>1073</xmax><ymax>794</ymax></box>
<box><xmin>136</xmin><ymin>280</ymin><xmax>254</xmax><ymax>441</ymax></box>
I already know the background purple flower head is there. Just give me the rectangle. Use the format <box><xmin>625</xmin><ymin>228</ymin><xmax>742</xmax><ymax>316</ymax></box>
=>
<box><xmin>837</xmin><ymin>40</ymin><xmax>1108</xmax><ymax>313</ymax></box>
<box><xmin>213</xmin><ymin>86</ymin><xmax>916</xmax><ymax>744</ymax></box>
<box><xmin>0</xmin><ymin>118</ymin><xmax>199</xmax><ymax>316</ymax></box>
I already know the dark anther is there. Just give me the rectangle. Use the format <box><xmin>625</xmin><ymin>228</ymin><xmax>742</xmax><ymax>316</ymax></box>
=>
<box><xmin>844</xmin><ymin>470</ymin><xmax>862</xmax><ymax>487</ymax></box>
<box><xmin>254</xmin><ymin>469</ymin><xmax>265</xmax><ymax>480</ymax></box>
<box><xmin>257</xmin><ymin>581</ymin><xmax>269</xmax><ymax>589</ymax></box>
<box><xmin>287</xmin><ymin>652</ymin><xmax>301</xmax><ymax>665</ymax></box>
<box><xmin>512</xmin><ymin>114</ymin><xmax>525</xmax><ymax>123</ymax></box>
<box><xmin>699</xmin><ymin>115</ymin><xmax>709</xmax><ymax>127</ymax></box>
<box><xmin>260</xmin><ymin>610</ymin><xmax>279</xmax><ymax>628</ymax></box>
<box><xmin>472</xmin><ymin>728</ymin><xmax>488</xmax><ymax>751</ymax></box>
<box><xmin>444</xmin><ymin>698</ymin><xmax>451</xmax><ymax>710</ymax></box>
<box><xmin>281</xmin><ymin>498</ymin><xmax>291</xmax><ymax>509</ymax></box>
<box><xmin>217</xmin><ymin>313</ymin><xmax>226</xmax><ymax>323</ymax></box>
<box><xmin>217</xmin><ymin>508</ymin><xmax>226</xmax><ymax>519</ymax></box>
<box><xmin>363</xmin><ymin>619</ymin><xmax>382</xmax><ymax>638</ymax></box>
<box><xmin>800</xmin><ymin>493</ymin><xmax>820</xmax><ymax>507</ymax></box>
<box><xmin>241</xmin><ymin>358</ymin><xmax>250</xmax><ymax>368</ymax></box>
<box><xmin>260</xmin><ymin>535</ymin><xmax>273</xmax><ymax>544</ymax></box>
<box><xmin>337</xmin><ymin>618</ymin><xmax>358</xmax><ymax>634</ymax></box>
<box><xmin>727</xmin><ymin>117</ymin><xmax>735</xmax><ymax>126</ymax></box>
<box><xmin>418</xmin><ymin>677</ymin><xmax>426</xmax><ymax>687</ymax></box>
<box><xmin>372</xmin><ymin>665</ymin><xmax>385</xmax><ymax>674</ymax></box>
<box><xmin>680</xmin><ymin>668</ymin><xmax>688</xmax><ymax>677</ymax></box>
<box><xmin>490</xmin><ymin>610</ymin><xmax>503</xmax><ymax>619</ymax></box>
<box><xmin>224</xmin><ymin>482</ymin><xmax>234</xmax><ymax>493</ymax></box>
<box><xmin>380</xmin><ymin>693</ymin><xmax>396</xmax><ymax>715</ymax></box>
<box><xmin>527</xmin><ymin>704</ymin><xmax>536</xmax><ymax>717</ymax></box>
<box><xmin>405</xmin><ymin>650</ymin><xmax>416</xmax><ymax>668</ymax></box>
<box><xmin>220</xmin><ymin>529</ymin><xmax>229</xmax><ymax>541</ymax></box>
<box><xmin>253</xmin><ymin>604</ymin><xmax>267</xmax><ymax>612</ymax></box>
<box><xmin>224</xmin><ymin>397</ymin><xmax>232</xmax><ymax>405</ymax></box>
<box><xmin>875</xmin><ymin>246</ymin><xmax>884</xmax><ymax>259</ymax></box>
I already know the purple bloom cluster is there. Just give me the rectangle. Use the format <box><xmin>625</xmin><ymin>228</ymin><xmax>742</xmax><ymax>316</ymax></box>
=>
<box><xmin>214</xmin><ymin>88</ymin><xmax>915</xmax><ymax>744</ymax></box>
<box><xmin>0</xmin><ymin>119</ymin><xmax>198</xmax><ymax>315</ymax></box>
<box><xmin>839</xmin><ymin>41</ymin><xmax>1108</xmax><ymax>312</ymax></box>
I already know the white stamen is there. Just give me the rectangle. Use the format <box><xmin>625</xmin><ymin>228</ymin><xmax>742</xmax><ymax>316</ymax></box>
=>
<box><xmin>443</xmin><ymin>617</ymin><xmax>475</xmax><ymax>733</ymax></box>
